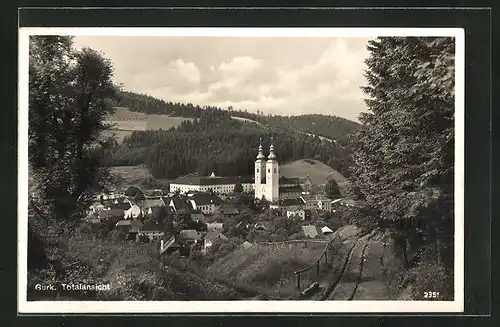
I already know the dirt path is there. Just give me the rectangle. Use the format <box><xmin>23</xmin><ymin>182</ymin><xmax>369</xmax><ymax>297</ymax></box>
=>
<box><xmin>298</xmin><ymin>229</ymin><xmax>391</xmax><ymax>301</ymax></box>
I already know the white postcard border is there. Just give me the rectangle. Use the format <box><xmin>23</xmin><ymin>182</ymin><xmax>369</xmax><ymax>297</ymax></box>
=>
<box><xmin>18</xmin><ymin>27</ymin><xmax>465</xmax><ymax>313</ymax></box>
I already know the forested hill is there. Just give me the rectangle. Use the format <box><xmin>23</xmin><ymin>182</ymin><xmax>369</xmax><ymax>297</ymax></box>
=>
<box><xmin>108</xmin><ymin>114</ymin><xmax>353</xmax><ymax>179</ymax></box>
<box><xmin>115</xmin><ymin>90</ymin><xmax>360</xmax><ymax>144</ymax></box>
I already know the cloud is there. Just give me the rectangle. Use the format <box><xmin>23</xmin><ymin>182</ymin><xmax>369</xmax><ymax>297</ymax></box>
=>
<box><xmin>73</xmin><ymin>36</ymin><xmax>372</xmax><ymax>121</ymax></box>
<box><xmin>168</xmin><ymin>59</ymin><xmax>201</xmax><ymax>85</ymax></box>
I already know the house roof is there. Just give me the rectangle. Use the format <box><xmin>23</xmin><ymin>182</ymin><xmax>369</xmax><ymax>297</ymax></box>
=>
<box><xmin>143</xmin><ymin>189</ymin><xmax>163</xmax><ymax>198</ymax></box>
<box><xmin>287</xmin><ymin>205</ymin><xmax>304</xmax><ymax>212</ymax></box>
<box><xmin>279</xmin><ymin>185</ymin><xmax>304</xmax><ymax>193</ymax></box>
<box><xmin>301</xmin><ymin>194</ymin><xmax>331</xmax><ymax>203</ymax></box>
<box><xmin>207</xmin><ymin>222</ymin><xmax>224</xmax><ymax>231</ymax></box>
<box><xmin>219</xmin><ymin>204</ymin><xmax>240</xmax><ymax>215</ymax></box>
<box><xmin>302</xmin><ymin>225</ymin><xmax>319</xmax><ymax>238</ymax></box>
<box><xmin>241</xmin><ymin>241</ymin><xmax>253</xmax><ymax>249</ymax></box>
<box><xmin>144</xmin><ymin>198</ymin><xmax>165</xmax><ymax>208</ymax></box>
<box><xmin>321</xmin><ymin>226</ymin><xmax>334</xmax><ymax>234</ymax></box>
<box><xmin>116</xmin><ymin>220</ymin><xmax>131</xmax><ymax>226</ymax></box>
<box><xmin>279</xmin><ymin>198</ymin><xmax>304</xmax><ymax>206</ymax></box>
<box><xmin>99</xmin><ymin>209</ymin><xmax>124</xmax><ymax>220</ymax></box>
<box><xmin>205</xmin><ymin>231</ymin><xmax>228</xmax><ymax>242</ymax></box>
<box><xmin>140</xmin><ymin>223</ymin><xmax>164</xmax><ymax>232</ymax></box>
<box><xmin>116</xmin><ymin>219</ymin><xmax>143</xmax><ymax>232</ymax></box>
<box><xmin>189</xmin><ymin>193</ymin><xmax>224</xmax><ymax>206</ymax></box>
<box><xmin>179</xmin><ymin>229</ymin><xmax>202</xmax><ymax>240</ymax></box>
<box><xmin>168</xmin><ymin>196</ymin><xmax>192</xmax><ymax>211</ymax></box>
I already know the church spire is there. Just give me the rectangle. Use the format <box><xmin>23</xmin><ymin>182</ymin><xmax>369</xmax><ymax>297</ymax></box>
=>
<box><xmin>268</xmin><ymin>136</ymin><xmax>276</xmax><ymax>160</ymax></box>
<box><xmin>256</xmin><ymin>137</ymin><xmax>265</xmax><ymax>160</ymax></box>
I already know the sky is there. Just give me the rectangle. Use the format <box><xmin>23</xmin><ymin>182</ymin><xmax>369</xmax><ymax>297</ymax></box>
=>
<box><xmin>73</xmin><ymin>36</ymin><xmax>373</xmax><ymax>121</ymax></box>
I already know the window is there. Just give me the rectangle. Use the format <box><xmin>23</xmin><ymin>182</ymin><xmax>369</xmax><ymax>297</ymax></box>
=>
<box><xmin>273</xmin><ymin>168</ymin><xmax>277</xmax><ymax>173</ymax></box>
<box><xmin>257</xmin><ymin>169</ymin><xmax>259</xmax><ymax>173</ymax></box>
<box><xmin>268</xmin><ymin>169</ymin><xmax>270</xmax><ymax>173</ymax></box>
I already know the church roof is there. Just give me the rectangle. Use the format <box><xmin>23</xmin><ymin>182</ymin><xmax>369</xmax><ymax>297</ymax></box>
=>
<box><xmin>279</xmin><ymin>185</ymin><xmax>304</xmax><ymax>193</ymax></box>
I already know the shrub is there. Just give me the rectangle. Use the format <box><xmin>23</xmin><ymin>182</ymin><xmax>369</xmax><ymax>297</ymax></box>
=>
<box><xmin>405</xmin><ymin>260</ymin><xmax>454</xmax><ymax>300</ymax></box>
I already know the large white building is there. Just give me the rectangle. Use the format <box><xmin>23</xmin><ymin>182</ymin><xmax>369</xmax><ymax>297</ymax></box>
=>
<box><xmin>254</xmin><ymin>138</ymin><xmax>279</xmax><ymax>203</ymax></box>
<box><xmin>169</xmin><ymin>173</ymin><xmax>254</xmax><ymax>195</ymax></box>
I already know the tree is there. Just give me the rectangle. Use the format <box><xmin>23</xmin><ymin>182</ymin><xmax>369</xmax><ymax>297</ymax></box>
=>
<box><xmin>233</xmin><ymin>183</ymin><xmax>244</xmax><ymax>193</ymax></box>
<box><xmin>349</xmin><ymin>37</ymin><xmax>455</xmax><ymax>269</ymax></box>
<box><xmin>324</xmin><ymin>179</ymin><xmax>341</xmax><ymax>199</ymax></box>
<box><xmin>29</xmin><ymin>36</ymin><xmax>118</xmax><ymax>221</ymax></box>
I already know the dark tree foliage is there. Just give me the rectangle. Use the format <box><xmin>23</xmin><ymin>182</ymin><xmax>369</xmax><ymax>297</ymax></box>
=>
<box><xmin>324</xmin><ymin>179</ymin><xmax>342</xmax><ymax>199</ymax></box>
<box><xmin>233</xmin><ymin>183</ymin><xmax>244</xmax><ymax>193</ymax></box>
<box><xmin>114</xmin><ymin>90</ymin><xmax>360</xmax><ymax>148</ymax></box>
<box><xmin>348</xmin><ymin>37</ymin><xmax>455</xmax><ymax>269</ymax></box>
<box><xmin>29</xmin><ymin>36</ymin><xmax>118</xmax><ymax>221</ymax></box>
<box><xmin>110</xmin><ymin>114</ymin><xmax>353</xmax><ymax>179</ymax></box>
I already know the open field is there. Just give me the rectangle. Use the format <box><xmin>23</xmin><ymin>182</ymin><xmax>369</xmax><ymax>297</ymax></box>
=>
<box><xmin>280</xmin><ymin>159</ymin><xmax>347</xmax><ymax>186</ymax></box>
<box><xmin>105</xmin><ymin>107</ymin><xmax>194</xmax><ymax>143</ymax></box>
<box><xmin>110</xmin><ymin>165</ymin><xmax>155</xmax><ymax>187</ymax></box>
<box><xmin>207</xmin><ymin>242</ymin><xmax>326</xmax><ymax>299</ymax></box>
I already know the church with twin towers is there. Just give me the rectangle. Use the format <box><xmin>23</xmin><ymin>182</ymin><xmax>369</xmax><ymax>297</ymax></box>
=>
<box><xmin>254</xmin><ymin>137</ymin><xmax>280</xmax><ymax>202</ymax></box>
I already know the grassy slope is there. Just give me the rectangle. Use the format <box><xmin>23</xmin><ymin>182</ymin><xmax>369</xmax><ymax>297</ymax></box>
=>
<box><xmin>207</xmin><ymin>242</ymin><xmax>326</xmax><ymax>299</ymax></box>
<box><xmin>64</xmin><ymin>236</ymin><xmax>255</xmax><ymax>300</ymax></box>
<box><xmin>105</xmin><ymin>107</ymin><xmax>194</xmax><ymax>142</ymax></box>
<box><xmin>280</xmin><ymin>158</ymin><xmax>347</xmax><ymax>187</ymax></box>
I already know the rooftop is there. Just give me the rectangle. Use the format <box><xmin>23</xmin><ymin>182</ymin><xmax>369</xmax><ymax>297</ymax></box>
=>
<box><xmin>205</xmin><ymin>231</ymin><xmax>228</xmax><ymax>242</ymax></box>
<box><xmin>279</xmin><ymin>185</ymin><xmax>304</xmax><ymax>193</ymax></box>
<box><xmin>188</xmin><ymin>193</ymin><xmax>225</xmax><ymax>206</ymax></box>
<box><xmin>179</xmin><ymin>229</ymin><xmax>202</xmax><ymax>240</ymax></box>
<box><xmin>144</xmin><ymin>198</ymin><xmax>165</xmax><ymax>208</ymax></box>
<box><xmin>301</xmin><ymin>225</ymin><xmax>320</xmax><ymax>238</ymax></box>
<box><xmin>140</xmin><ymin>223</ymin><xmax>164</xmax><ymax>232</ymax></box>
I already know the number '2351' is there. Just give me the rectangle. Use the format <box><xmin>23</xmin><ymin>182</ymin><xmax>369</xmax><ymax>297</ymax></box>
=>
<box><xmin>424</xmin><ymin>291</ymin><xmax>440</xmax><ymax>299</ymax></box>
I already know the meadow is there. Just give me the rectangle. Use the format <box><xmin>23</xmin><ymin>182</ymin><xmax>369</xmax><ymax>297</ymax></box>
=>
<box><xmin>207</xmin><ymin>242</ymin><xmax>326</xmax><ymax>299</ymax></box>
<box><xmin>279</xmin><ymin>158</ymin><xmax>347</xmax><ymax>187</ymax></box>
<box><xmin>105</xmin><ymin>107</ymin><xmax>194</xmax><ymax>143</ymax></box>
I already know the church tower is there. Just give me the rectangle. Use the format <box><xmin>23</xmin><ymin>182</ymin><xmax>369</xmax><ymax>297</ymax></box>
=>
<box><xmin>254</xmin><ymin>138</ymin><xmax>267</xmax><ymax>200</ymax></box>
<box><xmin>265</xmin><ymin>137</ymin><xmax>279</xmax><ymax>202</ymax></box>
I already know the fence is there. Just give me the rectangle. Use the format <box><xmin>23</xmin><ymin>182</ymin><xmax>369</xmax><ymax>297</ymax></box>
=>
<box><xmin>293</xmin><ymin>235</ymin><xmax>339</xmax><ymax>291</ymax></box>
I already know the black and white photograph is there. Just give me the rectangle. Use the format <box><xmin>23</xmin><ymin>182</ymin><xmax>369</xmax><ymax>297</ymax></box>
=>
<box><xmin>18</xmin><ymin>27</ymin><xmax>464</xmax><ymax>313</ymax></box>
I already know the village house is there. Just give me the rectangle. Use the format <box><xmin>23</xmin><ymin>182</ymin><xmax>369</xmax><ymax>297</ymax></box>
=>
<box><xmin>321</xmin><ymin>226</ymin><xmax>334</xmax><ymax>235</ymax></box>
<box><xmin>143</xmin><ymin>197</ymin><xmax>166</xmax><ymax>215</ymax></box>
<box><xmin>207</xmin><ymin>222</ymin><xmax>224</xmax><ymax>232</ymax></box>
<box><xmin>160</xmin><ymin>235</ymin><xmax>181</xmax><ymax>255</ymax></box>
<box><xmin>124</xmin><ymin>203</ymin><xmax>143</xmax><ymax>219</ymax></box>
<box><xmin>97</xmin><ymin>208</ymin><xmax>126</xmax><ymax>222</ymax></box>
<box><xmin>178</xmin><ymin>229</ymin><xmax>203</xmax><ymax>245</ymax></box>
<box><xmin>203</xmin><ymin>231</ymin><xmax>228</xmax><ymax>252</ymax></box>
<box><xmin>142</xmin><ymin>189</ymin><xmax>164</xmax><ymax>198</ymax></box>
<box><xmin>163</xmin><ymin>195</ymin><xmax>193</xmax><ymax>213</ymax></box>
<box><xmin>286</xmin><ymin>205</ymin><xmax>306</xmax><ymax>220</ymax></box>
<box><xmin>187</xmin><ymin>192</ymin><xmax>224</xmax><ymax>215</ymax></box>
<box><xmin>138</xmin><ymin>223</ymin><xmax>164</xmax><ymax>242</ymax></box>
<box><xmin>190</xmin><ymin>213</ymin><xmax>206</xmax><ymax>223</ymax></box>
<box><xmin>301</xmin><ymin>225</ymin><xmax>322</xmax><ymax>239</ymax></box>
<box><xmin>300</xmin><ymin>194</ymin><xmax>332</xmax><ymax>211</ymax></box>
<box><xmin>218</xmin><ymin>204</ymin><xmax>240</xmax><ymax>217</ymax></box>
<box><xmin>115</xmin><ymin>219</ymin><xmax>143</xmax><ymax>240</ymax></box>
